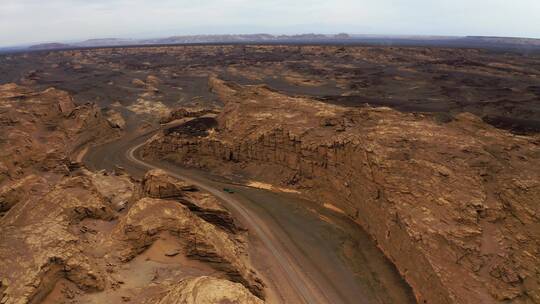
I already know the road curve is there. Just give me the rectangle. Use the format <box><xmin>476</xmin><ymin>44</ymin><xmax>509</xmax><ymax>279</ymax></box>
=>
<box><xmin>84</xmin><ymin>119</ymin><xmax>416</xmax><ymax>304</ymax></box>
<box><xmin>125</xmin><ymin>141</ymin><xmax>332</xmax><ymax>304</ymax></box>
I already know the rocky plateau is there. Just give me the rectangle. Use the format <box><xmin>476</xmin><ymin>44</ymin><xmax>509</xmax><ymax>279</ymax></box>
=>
<box><xmin>1</xmin><ymin>44</ymin><xmax>540</xmax><ymax>304</ymax></box>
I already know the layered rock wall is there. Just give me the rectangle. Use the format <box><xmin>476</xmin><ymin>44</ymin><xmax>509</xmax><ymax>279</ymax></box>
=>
<box><xmin>143</xmin><ymin>78</ymin><xmax>540</xmax><ymax>304</ymax></box>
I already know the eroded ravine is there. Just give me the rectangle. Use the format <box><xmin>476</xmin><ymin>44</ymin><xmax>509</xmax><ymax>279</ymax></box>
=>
<box><xmin>83</xmin><ymin>121</ymin><xmax>416</xmax><ymax>304</ymax></box>
<box><xmin>141</xmin><ymin>78</ymin><xmax>540</xmax><ymax>304</ymax></box>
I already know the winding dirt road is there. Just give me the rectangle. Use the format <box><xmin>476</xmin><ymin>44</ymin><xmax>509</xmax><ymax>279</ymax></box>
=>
<box><xmin>83</xmin><ymin>119</ymin><xmax>416</xmax><ymax>304</ymax></box>
<box><xmin>126</xmin><ymin>141</ymin><xmax>331</xmax><ymax>304</ymax></box>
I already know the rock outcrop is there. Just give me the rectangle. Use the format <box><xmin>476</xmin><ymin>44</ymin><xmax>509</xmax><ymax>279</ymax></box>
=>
<box><xmin>0</xmin><ymin>83</ymin><xmax>118</xmax><ymax>187</ymax></box>
<box><xmin>105</xmin><ymin>109</ymin><xmax>126</xmax><ymax>129</ymax></box>
<box><xmin>142</xmin><ymin>169</ymin><xmax>240</xmax><ymax>233</ymax></box>
<box><xmin>158</xmin><ymin>276</ymin><xmax>264</xmax><ymax>304</ymax></box>
<box><xmin>114</xmin><ymin>197</ymin><xmax>263</xmax><ymax>298</ymax></box>
<box><xmin>0</xmin><ymin>174</ymin><xmax>47</xmax><ymax>215</ymax></box>
<box><xmin>0</xmin><ymin>166</ymin><xmax>263</xmax><ymax>304</ymax></box>
<box><xmin>142</xmin><ymin>78</ymin><xmax>540</xmax><ymax>304</ymax></box>
<box><xmin>0</xmin><ymin>172</ymin><xmax>118</xmax><ymax>303</ymax></box>
<box><xmin>0</xmin><ymin>82</ymin><xmax>265</xmax><ymax>303</ymax></box>
<box><xmin>142</xmin><ymin>169</ymin><xmax>196</xmax><ymax>199</ymax></box>
<box><xmin>160</xmin><ymin>106</ymin><xmax>220</xmax><ymax>124</ymax></box>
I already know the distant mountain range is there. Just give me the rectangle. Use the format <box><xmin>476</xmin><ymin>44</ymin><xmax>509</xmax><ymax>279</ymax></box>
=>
<box><xmin>28</xmin><ymin>33</ymin><xmax>352</xmax><ymax>49</ymax></box>
<box><xmin>2</xmin><ymin>33</ymin><xmax>540</xmax><ymax>53</ymax></box>
<box><xmin>28</xmin><ymin>42</ymin><xmax>72</xmax><ymax>50</ymax></box>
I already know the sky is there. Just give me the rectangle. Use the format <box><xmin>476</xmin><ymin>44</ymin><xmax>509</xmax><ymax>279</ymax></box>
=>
<box><xmin>1</xmin><ymin>0</ymin><xmax>540</xmax><ymax>47</ymax></box>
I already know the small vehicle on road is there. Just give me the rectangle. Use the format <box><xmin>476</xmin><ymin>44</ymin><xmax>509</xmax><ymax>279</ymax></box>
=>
<box><xmin>223</xmin><ymin>188</ymin><xmax>235</xmax><ymax>194</ymax></box>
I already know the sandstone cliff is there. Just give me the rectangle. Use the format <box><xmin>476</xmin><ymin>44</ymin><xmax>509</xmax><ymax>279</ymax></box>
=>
<box><xmin>142</xmin><ymin>78</ymin><xmax>540</xmax><ymax>304</ymax></box>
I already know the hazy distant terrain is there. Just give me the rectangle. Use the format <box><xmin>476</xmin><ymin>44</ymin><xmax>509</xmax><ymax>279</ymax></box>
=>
<box><xmin>3</xmin><ymin>34</ymin><xmax>540</xmax><ymax>54</ymax></box>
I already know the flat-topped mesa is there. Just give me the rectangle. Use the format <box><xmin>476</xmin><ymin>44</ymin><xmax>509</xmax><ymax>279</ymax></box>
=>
<box><xmin>142</xmin><ymin>78</ymin><xmax>540</xmax><ymax>304</ymax></box>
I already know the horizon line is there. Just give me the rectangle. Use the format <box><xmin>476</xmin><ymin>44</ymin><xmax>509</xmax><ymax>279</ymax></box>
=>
<box><xmin>3</xmin><ymin>32</ymin><xmax>540</xmax><ymax>49</ymax></box>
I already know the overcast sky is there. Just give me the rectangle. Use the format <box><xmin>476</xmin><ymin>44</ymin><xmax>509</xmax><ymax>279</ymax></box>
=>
<box><xmin>1</xmin><ymin>0</ymin><xmax>539</xmax><ymax>46</ymax></box>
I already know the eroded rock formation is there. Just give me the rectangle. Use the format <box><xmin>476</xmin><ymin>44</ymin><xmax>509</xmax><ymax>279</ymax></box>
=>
<box><xmin>142</xmin><ymin>169</ymin><xmax>240</xmax><ymax>233</ymax></box>
<box><xmin>143</xmin><ymin>78</ymin><xmax>540</xmax><ymax>304</ymax></box>
<box><xmin>142</xmin><ymin>169</ymin><xmax>196</xmax><ymax>199</ymax></box>
<box><xmin>0</xmin><ymin>84</ymin><xmax>263</xmax><ymax>304</ymax></box>
<box><xmin>0</xmin><ymin>83</ymin><xmax>117</xmax><ymax>185</ymax></box>
<box><xmin>0</xmin><ymin>167</ymin><xmax>262</xmax><ymax>304</ymax></box>
<box><xmin>158</xmin><ymin>276</ymin><xmax>264</xmax><ymax>304</ymax></box>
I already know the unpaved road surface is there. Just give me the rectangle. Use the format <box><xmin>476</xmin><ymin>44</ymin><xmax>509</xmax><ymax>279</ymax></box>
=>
<box><xmin>84</xmin><ymin>125</ymin><xmax>416</xmax><ymax>304</ymax></box>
